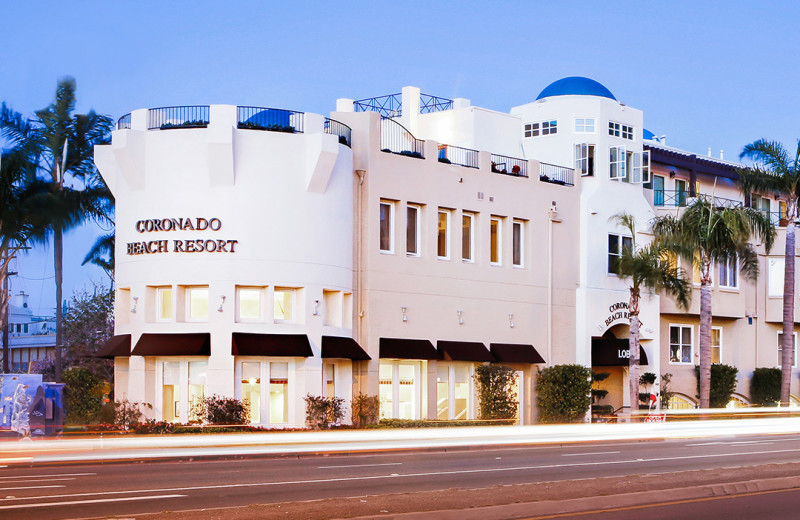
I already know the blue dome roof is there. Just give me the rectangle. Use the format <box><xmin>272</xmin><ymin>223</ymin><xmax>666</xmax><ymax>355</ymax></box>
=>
<box><xmin>643</xmin><ymin>128</ymin><xmax>656</xmax><ymax>141</ymax></box>
<box><xmin>536</xmin><ymin>77</ymin><xmax>616</xmax><ymax>101</ymax></box>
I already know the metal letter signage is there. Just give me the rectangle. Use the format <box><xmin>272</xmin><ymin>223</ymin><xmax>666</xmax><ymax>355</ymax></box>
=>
<box><xmin>126</xmin><ymin>217</ymin><xmax>238</xmax><ymax>256</ymax></box>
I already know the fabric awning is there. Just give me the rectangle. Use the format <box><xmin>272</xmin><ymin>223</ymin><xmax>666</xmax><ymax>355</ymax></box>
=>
<box><xmin>232</xmin><ymin>333</ymin><xmax>313</xmax><ymax>357</ymax></box>
<box><xmin>379</xmin><ymin>338</ymin><xmax>440</xmax><ymax>360</ymax></box>
<box><xmin>437</xmin><ymin>341</ymin><xmax>495</xmax><ymax>362</ymax></box>
<box><xmin>489</xmin><ymin>343</ymin><xmax>546</xmax><ymax>364</ymax></box>
<box><xmin>591</xmin><ymin>338</ymin><xmax>649</xmax><ymax>366</ymax></box>
<box><xmin>131</xmin><ymin>333</ymin><xmax>211</xmax><ymax>356</ymax></box>
<box><xmin>321</xmin><ymin>335</ymin><xmax>371</xmax><ymax>360</ymax></box>
<box><xmin>94</xmin><ymin>334</ymin><xmax>131</xmax><ymax>358</ymax></box>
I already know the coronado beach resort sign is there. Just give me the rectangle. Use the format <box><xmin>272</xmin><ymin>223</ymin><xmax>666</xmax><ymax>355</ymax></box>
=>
<box><xmin>126</xmin><ymin>217</ymin><xmax>238</xmax><ymax>255</ymax></box>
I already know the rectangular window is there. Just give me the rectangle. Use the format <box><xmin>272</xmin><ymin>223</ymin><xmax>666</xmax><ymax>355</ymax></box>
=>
<box><xmin>512</xmin><ymin>220</ymin><xmax>524</xmax><ymax>267</ymax></box>
<box><xmin>609</xmin><ymin>146</ymin><xmax>627</xmax><ymax>179</ymax></box>
<box><xmin>777</xmin><ymin>332</ymin><xmax>798</xmax><ymax>367</ymax></box>
<box><xmin>524</xmin><ymin>122</ymin><xmax>539</xmax><ymax>137</ymax></box>
<box><xmin>406</xmin><ymin>204</ymin><xmax>420</xmax><ymax>256</ymax></box>
<box><xmin>269</xmin><ymin>362</ymin><xmax>289</xmax><ymax>423</ymax></box>
<box><xmin>462</xmin><ymin>213</ymin><xmax>474</xmax><ymax>262</ymax></box>
<box><xmin>669</xmin><ymin>325</ymin><xmax>693</xmax><ymax>364</ymax></box>
<box><xmin>273</xmin><ymin>288</ymin><xmax>295</xmax><ymax>322</ymax></box>
<box><xmin>541</xmin><ymin>120</ymin><xmax>557</xmax><ymax>135</ymax></box>
<box><xmin>608</xmin><ymin>234</ymin><xmax>632</xmax><ymax>274</ymax></box>
<box><xmin>323</xmin><ymin>290</ymin><xmax>342</xmax><ymax>327</ymax></box>
<box><xmin>241</xmin><ymin>362</ymin><xmax>261</xmax><ymax>424</ymax></box>
<box><xmin>437</xmin><ymin>210</ymin><xmax>450</xmax><ymax>259</ymax></box>
<box><xmin>436</xmin><ymin>364</ymin><xmax>449</xmax><ymax>420</ymax></box>
<box><xmin>609</xmin><ymin>121</ymin><xmax>633</xmax><ymax>140</ymax></box>
<box><xmin>379</xmin><ymin>201</ymin><xmax>394</xmax><ymax>253</ymax></box>
<box><xmin>490</xmin><ymin>217</ymin><xmax>502</xmax><ymax>265</ymax></box>
<box><xmin>162</xmin><ymin>361</ymin><xmax>181</xmax><ymax>422</ymax></box>
<box><xmin>157</xmin><ymin>287</ymin><xmax>173</xmax><ymax>321</ymax></box>
<box><xmin>717</xmin><ymin>257</ymin><xmax>738</xmax><ymax>288</ymax></box>
<box><xmin>756</xmin><ymin>196</ymin><xmax>771</xmax><ymax>216</ymax></box>
<box><xmin>609</xmin><ymin>121</ymin><xmax>620</xmax><ymax>137</ymax></box>
<box><xmin>631</xmin><ymin>151</ymin><xmax>650</xmax><ymax>183</ymax></box>
<box><xmin>324</xmin><ymin>363</ymin><xmax>335</xmax><ymax>399</ymax></box>
<box><xmin>524</xmin><ymin>120</ymin><xmax>556</xmax><ymax>137</ymax></box>
<box><xmin>237</xmin><ymin>287</ymin><xmax>263</xmax><ymax>322</ymax></box>
<box><xmin>711</xmin><ymin>327</ymin><xmax>722</xmax><ymax>364</ymax></box>
<box><xmin>187</xmin><ymin>287</ymin><xmax>209</xmax><ymax>321</ymax></box>
<box><xmin>575</xmin><ymin>143</ymin><xmax>595</xmax><ymax>177</ymax></box>
<box><xmin>575</xmin><ymin>118</ymin><xmax>595</xmax><ymax>133</ymax></box>
<box><xmin>769</xmin><ymin>257</ymin><xmax>785</xmax><ymax>296</ymax></box>
<box><xmin>188</xmin><ymin>361</ymin><xmax>207</xmax><ymax>422</ymax></box>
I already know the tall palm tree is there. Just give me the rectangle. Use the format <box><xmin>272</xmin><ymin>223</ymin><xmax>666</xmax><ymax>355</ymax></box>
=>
<box><xmin>82</xmin><ymin>232</ymin><xmax>115</xmax><ymax>284</ymax></box>
<box><xmin>738</xmin><ymin>140</ymin><xmax>800</xmax><ymax>407</ymax></box>
<box><xmin>611</xmin><ymin>213</ymin><xmax>691</xmax><ymax>415</ymax></box>
<box><xmin>0</xmin><ymin>77</ymin><xmax>113</xmax><ymax>381</ymax></box>
<box><xmin>653</xmin><ymin>197</ymin><xmax>775</xmax><ymax>408</ymax></box>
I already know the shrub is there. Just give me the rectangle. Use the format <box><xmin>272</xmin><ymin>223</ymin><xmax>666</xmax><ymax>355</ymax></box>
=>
<box><xmin>750</xmin><ymin>367</ymin><xmax>781</xmax><ymax>407</ymax></box>
<box><xmin>114</xmin><ymin>399</ymin><xmax>152</xmax><ymax>430</ymax></box>
<box><xmin>537</xmin><ymin>364</ymin><xmax>592</xmax><ymax>424</ymax></box>
<box><xmin>660</xmin><ymin>373</ymin><xmax>674</xmax><ymax>409</ymax></box>
<box><xmin>639</xmin><ymin>372</ymin><xmax>657</xmax><ymax>386</ymax></box>
<box><xmin>191</xmin><ymin>395</ymin><xmax>249</xmax><ymax>425</ymax></box>
<box><xmin>303</xmin><ymin>394</ymin><xmax>345</xmax><ymax>429</ymax></box>
<box><xmin>351</xmin><ymin>393</ymin><xmax>380</xmax><ymax>428</ymax></box>
<box><xmin>63</xmin><ymin>367</ymin><xmax>105</xmax><ymax>425</ymax></box>
<box><xmin>133</xmin><ymin>420</ymin><xmax>177</xmax><ymax>434</ymax></box>
<box><xmin>695</xmin><ymin>364</ymin><xmax>739</xmax><ymax>408</ymax></box>
<box><xmin>474</xmin><ymin>364</ymin><xmax>518</xmax><ymax>420</ymax></box>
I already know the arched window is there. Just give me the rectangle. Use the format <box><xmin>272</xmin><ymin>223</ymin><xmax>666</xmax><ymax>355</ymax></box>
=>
<box><xmin>667</xmin><ymin>393</ymin><xmax>696</xmax><ymax>410</ymax></box>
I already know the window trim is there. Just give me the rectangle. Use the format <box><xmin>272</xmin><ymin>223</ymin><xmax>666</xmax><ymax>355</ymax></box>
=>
<box><xmin>379</xmin><ymin>200</ymin><xmax>395</xmax><ymax>254</ymax></box>
<box><xmin>406</xmin><ymin>204</ymin><xmax>421</xmax><ymax>257</ymax></box>
<box><xmin>490</xmin><ymin>217</ymin><xmax>502</xmax><ymax>266</ymax></box>
<box><xmin>524</xmin><ymin>120</ymin><xmax>557</xmax><ymax>138</ymax></box>
<box><xmin>512</xmin><ymin>220</ymin><xmax>524</xmax><ymax>268</ymax></box>
<box><xmin>768</xmin><ymin>256</ymin><xmax>785</xmax><ymax>297</ymax></box>
<box><xmin>711</xmin><ymin>326</ymin><xmax>723</xmax><ymax>364</ymax></box>
<box><xmin>609</xmin><ymin>120</ymin><xmax>634</xmax><ymax>140</ymax></box>
<box><xmin>717</xmin><ymin>256</ymin><xmax>739</xmax><ymax>290</ymax></box>
<box><xmin>437</xmin><ymin>209</ymin><xmax>451</xmax><ymax>260</ymax></box>
<box><xmin>185</xmin><ymin>286</ymin><xmax>209</xmax><ymax>322</ymax></box>
<box><xmin>609</xmin><ymin>145</ymin><xmax>627</xmax><ymax>180</ymax></box>
<box><xmin>669</xmin><ymin>323</ymin><xmax>694</xmax><ymax>365</ymax></box>
<box><xmin>607</xmin><ymin>233</ymin><xmax>632</xmax><ymax>276</ymax></box>
<box><xmin>462</xmin><ymin>212</ymin><xmax>475</xmax><ymax>263</ymax></box>
<box><xmin>273</xmin><ymin>287</ymin><xmax>296</xmax><ymax>323</ymax></box>
<box><xmin>574</xmin><ymin>117</ymin><xmax>595</xmax><ymax>133</ymax></box>
<box><xmin>236</xmin><ymin>286</ymin><xmax>265</xmax><ymax>323</ymax></box>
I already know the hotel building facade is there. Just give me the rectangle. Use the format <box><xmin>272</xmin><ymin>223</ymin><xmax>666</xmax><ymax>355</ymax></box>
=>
<box><xmin>94</xmin><ymin>78</ymin><xmax>800</xmax><ymax>426</ymax></box>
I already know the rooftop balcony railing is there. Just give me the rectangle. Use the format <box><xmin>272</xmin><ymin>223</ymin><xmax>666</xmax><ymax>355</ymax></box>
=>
<box><xmin>147</xmin><ymin>106</ymin><xmax>209</xmax><ymax>130</ymax></box>
<box><xmin>438</xmin><ymin>144</ymin><xmax>479</xmax><ymax>168</ymax></box>
<box><xmin>117</xmin><ymin>113</ymin><xmax>131</xmax><ymax>130</ymax></box>
<box><xmin>237</xmin><ymin>106</ymin><xmax>304</xmax><ymax>133</ymax></box>
<box><xmin>540</xmin><ymin>162</ymin><xmax>574</xmax><ymax>186</ymax></box>
<box><xmin>324</xmin><ymin>118</ymin><xmax>351</xmax><ymax>147</ymax></box>
<box><xmin>355</xmin><ymin>93</ymin><xmax>454</xmax><ymax>118</ymax></box>
<box><xmin>653</xmin><ymin>190</ymin><xmax>743</xmax><ymax>209</ymax></box>
<box><xmin>490</xmin><ymin>153</ymin><xmax>527</xmax><ymax>177</ymax></box>
<box><xmin>380</xmin><ymin>117</ymin><xmax>424</xmax><ymax>159</ymax></box>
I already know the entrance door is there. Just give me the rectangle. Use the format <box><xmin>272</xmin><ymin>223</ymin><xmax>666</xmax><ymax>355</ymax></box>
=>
<box><xmin>674</xmin><ymin>179</ymin><xmax>687</xmax><ymax>206</ymax></box>
<box><xmin>653</xmin><ymin>175</ymin><xmax>665</xmax><ymax>206</ymax></box>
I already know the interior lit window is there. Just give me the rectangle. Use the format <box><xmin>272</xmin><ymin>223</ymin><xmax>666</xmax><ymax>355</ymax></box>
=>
<box><xmin>237</xmin><ymin>287</ymin><xmax>263</xmax><ymax>321</ymax></box>
<box><xmin>273</xmin><ymin>289</ymin><xmax>294</xmax><ymax>322</ymax></box>
<box><xmin>187</xmin><ymin>287</ymin><xmax>209</xmax><ymax>321</ymax></box>
<box><xmin>270</xmin><ymin>362</ymin><xmax>289</xmax><ymax>423</ymax></box>
<box><xmin>157</xmin><ymin>287</ymin><xmax>173</xmax><ymax>321</ymax></box>
<box><xmin>241</xmin><ymin>362</ymin><xmax>261</xmax><ymax>423</ymax></box>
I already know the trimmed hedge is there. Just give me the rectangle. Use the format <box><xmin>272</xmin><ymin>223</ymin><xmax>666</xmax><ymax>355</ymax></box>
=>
<box><xmin>750</xmin><ymin>367</ymin><xmax>781</xmax><ymax>406</ymax></box>
<box><xmin>537</xmin><ymin>364</ymin><xmax>592</xmax><ymax>423</ymax></box>
<box><xmin>695</xmin><ymin>364</ymin><xmax>739</xmax><ymax>408</ymax></box>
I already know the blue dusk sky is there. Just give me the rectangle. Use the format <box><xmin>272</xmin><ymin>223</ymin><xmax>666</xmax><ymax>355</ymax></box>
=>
<box><xmin>2</xmin><ymin>1</ymin><xmax>799</xmax><ymax>315</ymax></box>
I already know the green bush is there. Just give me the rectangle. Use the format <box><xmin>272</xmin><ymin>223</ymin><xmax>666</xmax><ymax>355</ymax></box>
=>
<box><xmin>351</xmin><ymin>393</ymin><xmax>380</xmax><ymax>428</ymax></box>
<box><xmin>695</xmin><ymin>364</ymin><xmax>739</xmax><ymax>408</ymax></box>
<box><xmin>474</xmin><ymin>364</ymin><xmax>518</xmax><ymax>420</ymax></box>
<box><xmin>537</xmin><ymin>364</ymin><xmax>592</xmax><ymax>423</ymax></box>
<box><xmin>304</xmin><ymin>394</ymin><xmax>345</xmax><ymax>429</ymax></box>
<box><xmin>750</xmin><ymin>367</ymin><xmax>781</xmax><ymax>407</ymax></box>
<box><xmin>63</xmin><ymin>367</ymin><xmax>105</xmax><ymax>425</ymax></box>
<box><xmin>639</xmin><ymin>372</ymin><xmax>657</xmax><ymax>386</ymax></box>
<box><xmin>191</xmin><ymin>395</ymin><xmax>249</xmax><ymax>425</ymax></box>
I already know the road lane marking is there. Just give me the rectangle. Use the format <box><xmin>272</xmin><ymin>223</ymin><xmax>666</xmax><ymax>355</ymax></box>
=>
<box><xmin>562</xmin><ymin>451</ymin><xmax>620</xmax><ymax>457</ymax></box>
<box><xmin>0</xmin><ymin>473</ymin><xmax>95</xmax><ymax>480</ymax></box>
<box><xmin>0</xmin><ymin>494</ymin><xmax>187</xmax><ymax>510</ymax></box>
<box><xmin>687</xmin><ymin>441</ymin><xmax>775</xmax><ymax>446</ymax></box>
<box><xmin>318</xmin><ymin>463</ymin><xmax>402</xmax><ymax>469</ymax></box>
<box><xmin>0</xmin><ymin>485</ymin><xmax>65</xmax><ymax>491</ymax></box>
<box><xmin>0</xmin><ymin>478</ymin><xmax>75</xmax><ymax>484</ymax></box>
<box><xmin>2</xmin><ymin>447</ymin><xmax>800</xmax><ymax>503</ymax></box>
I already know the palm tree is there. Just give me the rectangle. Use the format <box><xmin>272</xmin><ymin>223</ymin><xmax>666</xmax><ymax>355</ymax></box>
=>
<box><xmin>82</xmin><ymin>232</ymin><xmax>115</xmax><ymax>284</ymax></box>
<box><xmin>0</xmin><ymin>77</ymin><xmax>113</xmax><ymax>381</ymax></box>
<box><xmin>611</xmin><ymin>213</ymin><xmax>691</xmax><ymax>416</ymax></box>
<box><xmin>738</xmin><ymin>140</ymin><xmax>800</xmax><ymax>407</ymax></box>
<box><xmin>653</xmin><ymin>197</ymin><xmax>775</xmax><ymax>408</ymax></box>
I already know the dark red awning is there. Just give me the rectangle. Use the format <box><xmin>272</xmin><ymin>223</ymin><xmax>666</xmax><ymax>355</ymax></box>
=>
<box><xmin>437</xmin><ymin>341</ymin><xmax>495</xmax><ymax>362</ymax></box>
<box><xmin>94</xmin><ymin>334</ymin><xmax>131</xmax><ymax>358</ymax></box>
<box><xmin>232</xmin><ymin>333</ymin><xmax>312</xmax><ymax>357</ymax></box>
<box><xmin>489</xmin><ymin>343</ymin><xmax>545</xmax><ymax>364</ymax></box>
<box><xmin>321</xmin><ymin>336</ymin><xmax>370</xmax><ymax>360</ymax></box>
<box><xmin>379</xmin><ymin>338</ymin><xmax>440</xmax><ymax>360</ymax></box>
<box><xmin>131</xmin><ymin>333</ymin><xmax>211</xmax><ymax>356</ymax></box>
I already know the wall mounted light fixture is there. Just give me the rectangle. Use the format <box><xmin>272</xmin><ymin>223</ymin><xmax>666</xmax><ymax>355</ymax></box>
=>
<box><xmin>131</xmin><ymin>296</ymin><xmax>138</xmax><ymax>313</ymax></box>
<box><xmin>401</xmin><ymin>306</ymin><xmax>408</xmax><ymax>322</ymax></box>
<box><xmin>509</xmin><ymin>313</ymin><xmax>515</xmax><ymax>328</ymax></box>
<box><xmin>217</xmin><ymin>295</ymin><xmax>227</xmax><ymax>312</ymax></box>
<box><xmin>313</xmin><ymin>300</ymin><xmax>320</xmax><ymax>316</ymax></box>
<box><xmin>457</xmin><ymin>309</ymin><xmax>463</xmax><ymax>325</ymax></box>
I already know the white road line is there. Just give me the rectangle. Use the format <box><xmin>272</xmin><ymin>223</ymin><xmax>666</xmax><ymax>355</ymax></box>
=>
<box><xmin>3</xmin><ymin>447</ymin><xmax>799</xmax><ymax>503</ymax></box>
<box><xmin>0</xmin><ymin>494</ymin><xmax>187</xmax><ymax>510</ymax></box>
<box><xmin>687</xmin><ymin>441</ymin><xmax>775</xmax><ymax>447</ymax></box>
<box><xmin>0</xmin><ymin>485</ymin><xmax>65</xmax><ymax>491</ymax></box>
<box><xmin>562</xmin><ymin>451</ymin><xmax>621</xmax><ymax>457</ymax></box>
<box><xmin>0</xmin><ymin>472</ymin><xmax>95</xmax><ymax>480</ymax></box>
<box><xmin>318</xmin><ymin>463</ymin><xmax>402</xmax><ymax>469</ymax></box>
<box><xmin>0</xmin><ymin>478</ymin><xmax>75</xmax><ymax>484</ymax></box>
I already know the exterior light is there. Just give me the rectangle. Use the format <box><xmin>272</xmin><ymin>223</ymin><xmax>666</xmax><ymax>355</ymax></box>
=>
<box><xmin>131</xmin><ymin>296</ymin><xmax>138</xmax><ymax>313</ymax></box>
<box><xmin>313</xmin><ymin>300</ymin><xmax>319</xmax><ymax>316</ymax></box>
<box><xmin>509</xmin><ymin>313</ymin><xmax>515</xmax><ymax>328</ymax></box>
<box><xmin>217</xmin><ymin>295</ymin><xmax>227</xmax><ymax>312</ymax></box>
<box><xmin>457</xmin><ymin>309</ymin><xmax>463</xmax><ymax>325</ymax></box>
<box><xmin>401</xmin><ymin>306</ymin><xmax>408</xmax><ymax>322</ymax></box>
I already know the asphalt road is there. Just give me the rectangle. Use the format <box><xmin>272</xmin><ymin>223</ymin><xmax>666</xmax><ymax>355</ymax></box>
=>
<box><xmin>0</xmin><ymin>432</ymin><xmax>799</xmax><ymax>519</ymax></box>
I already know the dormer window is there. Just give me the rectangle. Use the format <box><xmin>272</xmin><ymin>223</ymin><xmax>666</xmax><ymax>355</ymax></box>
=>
<box><xmin>524</xmin><ymin>120</ymin><xmax>557</xmax><ymax>138</ymax></box>
<box><xmin>609</xmin><ymin>121</ymin><xmax>633</xmax><ymax>140</ymax></box>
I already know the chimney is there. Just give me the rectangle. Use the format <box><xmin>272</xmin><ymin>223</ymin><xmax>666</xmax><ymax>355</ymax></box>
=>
<box><xmin>707</xmin><ymin>147</ymin><xmax>712</xmax><ymax>156</ymax></box>
<box><xmin>720</xmin><ymin>149</ymin><xmax>724</xmax><ymax>160</ymax></box>
<box><xmin>14</xmin><ymin>291</ymin><xmax>29</xmax><ymax>309</ymax></box>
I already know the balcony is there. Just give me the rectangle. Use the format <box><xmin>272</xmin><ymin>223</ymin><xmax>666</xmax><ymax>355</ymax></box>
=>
<box><xmin>438</xmin><ymin>144</ymin><xmax>479</xmax><ymax>168</ymax></box>
<box><xmin>147</xmin><ymin>106</ymin><xmax>210</xmax><ymax>130</ymax></box>
<box><xmin>539</xmin><ymin>163</ymin><xmax>574</xmax><ymax>186</ymax></box>
<box><xmin>653</xmin><ymin>190</ymin><xmax>743</xmax><ymax>209</ymax></box>
<box><xmin>380</xmin><ymin>117</ymin><xmax>424</xmax><ymax>159</ymax></box>
<box><xmin>490</xmin><ymin>153</ymin><xmax>527</xmax><ymax>177</ymax></box>
<box><xmin>237</xmin><ymin>107</ymin><xmax>304</xmax><ymax>133</ymax></box>
<box><xmin>117</xmin><ymin>113</ymin><xmax>131</xmax><ymax>130</ymax></box>
<box><xmin>324</xmin><ymin>118</ymin><xmax>351</xmax><ymax>147</ymax></box>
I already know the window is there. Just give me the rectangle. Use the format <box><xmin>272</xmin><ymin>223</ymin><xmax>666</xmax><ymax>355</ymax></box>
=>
<box><xmin>691</xmin><ymin>260</ymin><xmax>713</xmax><ymax>286</ymax></box>
<box><xmin>406</xmin><ymin>204</ymin><xmax>420</xmax><ymax>256</ymax></box>
<box><xmin>490</xmin><ymin>217</ymin><xmax>502</xmax><ymax>265</ymax></box>
<box><xmin>609</xmin><ymin>121</ymin><xmax>634</xmax><ymax>140</ymax></box>
<box><xmin>718</xmin><ymin>257</ymin><xmax>738</xmax><ymax>288</ymax></box>
<box><xmin>162</xmin><ymin>360</ymin><xmax>207</xmax><ymax>423</ymax></box>
<box><xmin>379</xmin><ymin>201</ymin><xmax>394</xmax><ymax>253</ymax></box>
<box><xmin>754</xmin><ymin>196</ymin><xmax>771</xmax><ymax>216</ymax></box>
<box><xmin>524</xmin><ymin>120</ymin><xmax>557</xmax><ymax>137</ymax></box>
<box><xmin>712</xmin><ymin>327</ymin><xmax>722</xmax><ymax>364</ymax></box>
<box><xmin>777</xmin><ymin>332</ymin><xmax>798</xmax><ymax>368</ymax></box>
<box><xmin>631</xmin><ymin>151</ymin><xmax>650</xmax><ymax>183</ymax></box>
<box><xmin>669</xmin><ymin>325</ymin><xmax>693</xmax><ymax>364</ymax></box>
<box><xmin>575</xmin><ymin>118</ymin><xmax>595</xmax><ymax>133</ymax></box>
<box><xmin>237</xmin><ymin>360</ymin><xmax>295</xmax><ymax>425</ymax></box>
<box><xmin>575</xmin><ymin>143</ymin><xmax>595</xmax><ymax>177</ymax></box>
<box><xmin>609</xmin><ymin>146</ymin><xmax>626</xmax><ymax>179</ymax></box>
<box><xmin>273</xmin><ymin>288</ymin><xmax>295</xmax><ymax>322</ymax></box>
<box><xmin>462</xmin><ymin>213</ymin><xmax>474</xmax><ymax>262</ymax></box>
<box><xmin>769</xmin><ymin>257</ymin><xmax>785</xmax><ymax>296</ymax></box>
<box><xmin>237</xmin><ymin>287</ymin><xmax>263</xmax><ymax>322</ymax></box>
<box><xmin>270</xmin><ymin>362</ymin><xmax>289</xmax><ymax>423</ymax></box>
<box><xmin>379</xmin><ymin>361</ymin><xmax>421</xmax><ymax>420</ymax></box>
<box><xmin>156</xmin><ymin>287</ymin><xmax>173</xmax><ymax>321</ymax></box>
<box><xmin>324</xmin><ymin>363</ymin><xmax>335</xmax><ymax>399</ymax></box>
<box><xmin>187</xmin><ymin>287</ymin><xmax>209</xmax><ymax>321</ymax></box>
<box><xmin>512</xmin><ymin>220</ymin><xmax>524</xmax><ymax>267</ymax></box>
<box><xmin>608</xmin><ymin>234</ymin><xmax>632</xmax><ymax>275</ymax></box>
<box><xmin>437</xmin><ymin>210</ymin><xmax>450</xmax><ymax>259</ymax></box>
<box><xmin>241</xmin><ymin>362</ymin><xmax>261</xmax><ymax>424</ymax></box>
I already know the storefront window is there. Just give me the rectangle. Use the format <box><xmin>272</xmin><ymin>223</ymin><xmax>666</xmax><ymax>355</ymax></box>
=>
<box><xmin>162</xmin><ymin>361</ymin><xmax>180</xmax><ymax>422</ymax></box>
<box><xmin>188</xmin><ymin>361</ymin><xmax>207</xmax><ymax>422</ymax></box>
<box><xmin>379</xmin><ymin>361</ymin><xmax>421</xmax><ymax>420</ymax></box>
<box><xmin>241</xmin><ymin>362</ymin><xmax>261</xmax><ymax>423</ymax></box>
<box><xmin>398</xmin><ymin>364</ymin><xmax>416</xmax><ymax>419</ymax></box>
<box><xmin>324</xmin><ymin>363</ymin><xmax>335</xmax><ymax>399</ymax></box>
<box><xmin>379</xmin><ymin>363</ymin><xmax>393</xmax><ymax>419</ymax></box>
<box><xmin>454</xmin><ymin>365</ymin><xmax>470</xmax><ymax>420</ymax></box>
<box><xmin>270</xmin><ymin>362</ymin><xmax>289</xmax><ymax>423</ymax></box>
<box><xmin>437</xmin><ymin>365</ymin><xmax>449</xmax><ymax>420</ymax></box>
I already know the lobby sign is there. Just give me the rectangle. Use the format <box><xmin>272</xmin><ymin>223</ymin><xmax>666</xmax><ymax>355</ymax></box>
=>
<box><xmin>126</xmin><ymin>217</ymin><xmax>238</xmax><ymax>255</ymax></box>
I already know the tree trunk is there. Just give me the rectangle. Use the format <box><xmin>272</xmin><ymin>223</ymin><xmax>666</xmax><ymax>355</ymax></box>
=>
<box><xmin>1</xmin><ymin>254</ymin><xmax>9</xmax><ymax>373</ymax></box>
<box><xmin>698</xmin><ymin>256</ymin><xmax>713</xmax><ymax>409</ymax></box>
<box><xmin>781</xmin><ymin>218</ymin><xmax>795</xmax><ymax>407</ymax></box>
<box><xmin>628</xmin><ymin>286</ymin><xmax>641</xmax><ymax>420</ymax></box>
<box><xmin>54</xmin><ymin>226</ymin><xmax>63</xmax><ymax>382</ymax></box>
